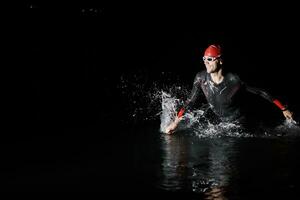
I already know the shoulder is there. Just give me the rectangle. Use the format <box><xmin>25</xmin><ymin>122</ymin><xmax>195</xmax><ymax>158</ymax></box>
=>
<box><xmin>194</xmin><ymin>70</ymin><xmax>207</xmax><ymax>82</ymax></box>
<box><xmin>192</xmin><ymin>71</ymin><xmax>207</xmax><ymax>85</ymax></box>
<box><xmin>225</xmin><ymin>72</ymin><xmax>242</xmax><ymax>84</ymax></box>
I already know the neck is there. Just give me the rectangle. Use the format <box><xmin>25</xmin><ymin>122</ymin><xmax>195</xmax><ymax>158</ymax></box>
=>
<box><xmin>210</xmin><ymin>69</ymin><xmax>224</xmax><ymax>84</ymax></box>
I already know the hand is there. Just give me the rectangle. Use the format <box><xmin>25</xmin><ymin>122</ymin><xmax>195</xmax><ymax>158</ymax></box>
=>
<box><xmin>165</xmin><ymin>122</ymin><xmax>177</xmax><ymax>134</ymax></box>
<box><xmin>283</xmin><ymin>109</ymin><xmax>293</xmax><ymax>120</ymax></box>
<box><xmin>165</xmin><ymin>117</ymin><xmax>182</xmax><ymax>134</ymax></box>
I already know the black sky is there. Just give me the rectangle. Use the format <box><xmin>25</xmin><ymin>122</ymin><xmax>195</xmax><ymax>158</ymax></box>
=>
<box><xmin>10</xmin><ymin>2</ymin><xmax>300</xmax><ymax>128</ymax></box>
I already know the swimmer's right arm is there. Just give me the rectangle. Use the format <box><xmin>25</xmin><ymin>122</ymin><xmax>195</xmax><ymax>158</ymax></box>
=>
<box><xmin>166</xmin><ymin>73</ymin><xmax>203</xmax><ymax>134</ymax></box>
<box><xmin>165</xmin><ymin>108</ymin><xmax>185</xmax><ymax>134</ymax></box>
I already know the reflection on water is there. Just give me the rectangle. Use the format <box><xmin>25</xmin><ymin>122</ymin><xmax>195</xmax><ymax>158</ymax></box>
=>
<box><xmin>156</xmin><ymin>127</ymin><xmax>300</xmax><ymax>199</ymax></box>
<box><xmin>159</xmin><ymin>132</ymin><xmax>237</xmax><ymax>199</ymax></box>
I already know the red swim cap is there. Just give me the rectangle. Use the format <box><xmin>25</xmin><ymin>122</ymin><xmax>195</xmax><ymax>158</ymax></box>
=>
<box><xmin>204</xmin><ymin>44</ymin><xmax>222</xmax><ymax>57</ymax></box>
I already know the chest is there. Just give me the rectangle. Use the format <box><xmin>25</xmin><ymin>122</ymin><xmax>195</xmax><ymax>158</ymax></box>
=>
<box><xmin>201</xmin><ymin>80</ymin><xmax>240</xmax><ymax>103</ymax></box>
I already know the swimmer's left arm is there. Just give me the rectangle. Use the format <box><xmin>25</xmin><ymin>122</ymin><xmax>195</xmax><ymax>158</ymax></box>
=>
<box><xmin>245</xmin><ymin>85</ymin><xmax>294</xmax><ymax>121</ymax></box>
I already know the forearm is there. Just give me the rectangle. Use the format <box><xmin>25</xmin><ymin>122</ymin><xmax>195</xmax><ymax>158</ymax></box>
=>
<box><xmin>177</xmin><ymin>83</ymin><xmax>202</xmax><ymax>117</ymax></box>
<box><xmin>245</xmin><ymin>85</ymin><xmax>293</xmax><ymax>120</ymax></box>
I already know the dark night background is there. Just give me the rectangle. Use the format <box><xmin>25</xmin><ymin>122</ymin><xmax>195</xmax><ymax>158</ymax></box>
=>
<box><xmin>4</xmin><ymin>1</ymin><xmax>300</xmax><ymax>193</ymax></box>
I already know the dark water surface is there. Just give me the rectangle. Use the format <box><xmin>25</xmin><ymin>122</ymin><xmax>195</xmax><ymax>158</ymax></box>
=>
<box><xmin>3</xmin><ymin>121</ymin><xmax>300</xmax><ymax>199</ymax></box>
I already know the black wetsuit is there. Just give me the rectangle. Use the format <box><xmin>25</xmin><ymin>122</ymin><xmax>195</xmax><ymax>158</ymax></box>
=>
<box><xmin>182</xmin><ymin>70</ymin><xmax>277</xmax><ymax>123</ymax></box>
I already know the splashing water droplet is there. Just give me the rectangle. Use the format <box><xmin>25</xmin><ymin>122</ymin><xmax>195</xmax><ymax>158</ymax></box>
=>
<box><xmin>160</xmin><ymin>91</ymin><xmax>181</xmax><ymax>133</ymax></box>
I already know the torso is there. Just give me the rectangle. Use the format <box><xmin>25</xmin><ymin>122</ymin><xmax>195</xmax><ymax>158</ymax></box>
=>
<box><xmin>197</xmin><ymin>71</ymin><xmax>243</xmax><ymax>121</ymax></box>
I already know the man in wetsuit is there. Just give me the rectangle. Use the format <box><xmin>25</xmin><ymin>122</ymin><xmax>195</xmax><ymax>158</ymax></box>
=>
<box><xmin>165</xmin><ymin>44</ymin><xmax>294</xmax><ymax>134</ymax></box>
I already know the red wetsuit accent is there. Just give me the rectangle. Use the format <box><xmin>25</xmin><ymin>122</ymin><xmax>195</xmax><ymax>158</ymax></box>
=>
<box><xmin>273</xmin><ymin>99</ymin><xmax>286</xmax><ymax>110</ymax></box>
<box><xmin>177</xmin><ymin>108</ymin><xmax>185</xmax><ymax>118</ymax></box>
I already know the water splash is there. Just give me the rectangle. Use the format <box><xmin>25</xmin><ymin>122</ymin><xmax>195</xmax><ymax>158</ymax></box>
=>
<box><xmin>274</xmin><ymin>119</ymin><xmax>300</xmax><ymax>136</ymax></box>
<box><xmin>118</xmin><ymin>72</ymin><xmax>300</xmax><ymax>138</ymax></box>
<box><xmin>118</xmin><ymin>71</ymin><xmax>190</xmax><ymax>123</ymax></box>
<box><xmin>159</xmin><ymin>90</ymin><xmax>253</xmax><ymax>138</ymax></box>
<box><xmin>193</xmin><ymin>121</ymin><xmax>252</xmax><ymax>138</ymax></box>
<box><xmin>158</xmin><ymin>89</ymin><xmax>300</xmax><ymax>138</ymax></box>
<box><xmin>159</xmin><ymin>91</ymin><xmax>181</xmax><ymax>133</ymax></box>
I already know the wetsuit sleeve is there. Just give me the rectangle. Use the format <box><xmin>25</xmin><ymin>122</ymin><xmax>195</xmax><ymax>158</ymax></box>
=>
<box><xmin>177</xmin><ymin>73</ymin><xmax>203</xmax><ymax>117</ymax></box>
<box><xmin>245</xmin><ymin>84</ymin><xmax>287</xmax><ymax>111</ymax></box>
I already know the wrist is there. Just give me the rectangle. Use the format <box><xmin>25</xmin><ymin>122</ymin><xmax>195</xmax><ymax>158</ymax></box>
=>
<box><xmin>273</xmin><ymin>99</ymin><xmax>289</xmax><ymax>112</ymax></box>
<box><xmin>175</xmin><ymin>117</ymin><xmax>181</xmax><ymax>122</ymax></box>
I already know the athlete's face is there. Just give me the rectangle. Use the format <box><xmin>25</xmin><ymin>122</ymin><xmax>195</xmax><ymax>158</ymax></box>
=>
<box><xmin>203</xmin><ymin>56</ymin><xmax>222</xmax><ymax>73</ymax></box>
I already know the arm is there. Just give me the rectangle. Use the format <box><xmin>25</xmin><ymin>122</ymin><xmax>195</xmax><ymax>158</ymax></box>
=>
<box><xmin>165</xmin><ymin>73</ymin><xmax>203</xmax><ymax>134</ymax></box>
<box><xmin>245</xmin><ymin>85</ymin><xmax>294</xmax><ymax>120</ymax></box>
